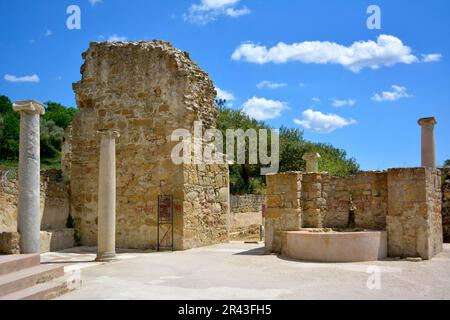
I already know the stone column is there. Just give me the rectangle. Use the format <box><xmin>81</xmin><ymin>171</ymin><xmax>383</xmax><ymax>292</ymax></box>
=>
<box><xmin>13</xmin><ymin>100</ymin><xmax>45</xmax><ymax>254</ymax></box>
<box><xmin>303</xmin><ymin>152</ymin><xmax>321</xmax><ymax>173</ymax></box>
<box><xmin>96</xmin><ymin>129</ymin><xmax>120</xmax><ymax>262</ymax></box>
<box><xmin>418</xmin><ymin>117</ymin><xmax>437</xmax><ymax>169</ymax></box>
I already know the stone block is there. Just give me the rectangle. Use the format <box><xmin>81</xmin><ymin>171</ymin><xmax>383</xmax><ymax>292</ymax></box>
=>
<box><xmin>0</xmin><ymin>232</ymin><xmax>21</xmax><ymax>254</ymax></box>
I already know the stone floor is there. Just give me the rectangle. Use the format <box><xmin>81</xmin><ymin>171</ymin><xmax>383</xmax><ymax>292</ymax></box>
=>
<box><xmin>41</xmin><ymin>242</ymin><xmax>450</xmax><ymax>300</ymax></box>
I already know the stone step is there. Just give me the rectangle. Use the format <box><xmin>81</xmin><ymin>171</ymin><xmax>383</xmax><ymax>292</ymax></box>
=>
<box><xmin>0</xmin><ymin>254</ymin><xmax>40</xmax><ymax>276</ymax></box>
<box><xmin>0</xmin><ymin>264</ymin><xmax>64</xmax><ymax>297</ymax></box>
<box><xmin>0</xmin><ymin>279</ymin><xmax>69</xmax><ymax>300</ymax></box>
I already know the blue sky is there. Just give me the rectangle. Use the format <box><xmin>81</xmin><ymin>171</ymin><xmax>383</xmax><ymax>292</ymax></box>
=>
<box><xmin>0</xmin><ymin>0</ymin><xmax>449</xmax><ymax>170</ymax></box>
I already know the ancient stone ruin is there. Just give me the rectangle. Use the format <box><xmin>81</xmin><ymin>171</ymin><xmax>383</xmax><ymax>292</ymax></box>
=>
<box><xmin>0</xmin><ymin>41</ymin><xmax>448</xmax><ymax>264</ymax></box>
<box><xmin>265</xmin><ymin>168</ymin><xmax>443</xmax><ymax>261</ymax></box>
<box><xmin>69</xmin><ymin>41</ymin><xmax>229</xmax><ymax>251</ymax></box>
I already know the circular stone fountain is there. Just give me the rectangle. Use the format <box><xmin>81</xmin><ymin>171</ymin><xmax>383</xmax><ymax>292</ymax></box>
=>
<box><xmin>281</xmin><ymin>229</ymin><xmax>388</xmax><ymax>263</ymax></box>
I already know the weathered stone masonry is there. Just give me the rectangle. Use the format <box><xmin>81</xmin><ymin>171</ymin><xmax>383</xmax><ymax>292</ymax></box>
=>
<box><xmin>230</xmin><ymin>194</ymin><xmax>265</xmax><ymax>240</ymax></box>
<box><xmin>266</xmin><ymin>168</ymin><xmax>443</xmax><ymax>259</ymax></box>
<box><xmin>442</xmin><ymin>168</ymin><xmax>450</xmax><ymax>243</ymax></box>
<box><xmin>70</xmin><ymin>41</ymin><xmax>229</xmax><ymax>251</ymax></box>
<box><xmin>0</xmin><ymin>169</ymin><xmax>73</xmax><ymax>254</ymax></box>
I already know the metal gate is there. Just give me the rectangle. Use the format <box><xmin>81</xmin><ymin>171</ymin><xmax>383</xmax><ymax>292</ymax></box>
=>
<box><xmin>157</xmin><ymin>195</ymin><xmax>174</xmax><ymax>251</ymax></box>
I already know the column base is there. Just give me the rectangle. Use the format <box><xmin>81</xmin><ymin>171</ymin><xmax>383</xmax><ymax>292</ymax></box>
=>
<box><xmin>96</xmin><ymin>251</ymin><xmax>117</xmax><ymax>262</ymax></box>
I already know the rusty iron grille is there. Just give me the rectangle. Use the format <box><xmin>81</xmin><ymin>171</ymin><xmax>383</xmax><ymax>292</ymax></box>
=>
<box><xmin>157</xmin><ymin>195</ymin><xmax>174</xmax><ymax>251</ymax></box>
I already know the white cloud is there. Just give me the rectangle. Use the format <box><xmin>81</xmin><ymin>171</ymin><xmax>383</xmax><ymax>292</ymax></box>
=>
<box><xmin>215</xmin><ymin>87</ymin><xmax>235</xmax><ymax>101</ymax></box>
<box><xmin>107</xmin><ymin>34</ymin><xmax>127</xmax><ymax>42</ymax></box>
<box><xmin>242</xmin><ymin>97</ymin><xmax>288</xmax><ymax>121</ymax></box>
<box><xmin>294</xmin><ymin>109</ymin><xmax>356</xmax><ymax>133</ymax></box>
<box><xmin>232</xmin><ymin>35</ymin><xmax>442</xmax><ymax>72</ymax></box>
<box><xmin>298</xmin><ymin>83</ymin><xmax>307</xmax><ymax>88</ymax></box>
<box><xmin>4</xmin><ymin>74</ymin><xmax>40</xmax><ymax>83</ymax></box>
<box><xmin>421</xmin><ymin>53</ymin><xmax>442</xmax><ymax>63</ymax></box>
<box><xmin>312</xmin><ymin>97</ymin><xmax>321</xmax><ymax>103</ymax></box>
<box><xmin>184</xmin><ymin>0</ymin><xmax>251</xmax><ymax>25</ymax></box>
<box><xmin>371</xmin><ymin>85</ymin><xmax>412</xmax><ymax>102</ymax></box>
<box><xmin>256</xmin><ymin>81</ymin><xmax>287</xmax><ymax>90</ymax></box>
<box><xmin>89</xmin><ymin>0</ymin><xmax>102</xmax><ymax>6</ymax></box>
<box><xmin>44</xmin><ymin>30</ymin><xmax>52</xmax><ymax>37</ymax></box>
<box><xmin>331</xmin><ymin>99</ymin><xmax>356</xmax><ymax>107</ymax></box>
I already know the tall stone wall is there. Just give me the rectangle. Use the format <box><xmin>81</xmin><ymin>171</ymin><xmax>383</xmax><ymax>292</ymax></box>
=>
<box><xmin>183</xmin><ymin>164</ymin><xmax>230</xmax><ymax>248</ymax></box>
<box><xmin>443</xmin><ymin>169</ymin><xmax>450</xmax><ymax>243</ymax></box>
<box><xmin>0</xmin><ymin>169</ymin><xmax>70</xmax><ymax>233</ymax></box>
<box><xmin>71</xmin><ymin>41</ymin><xmax>229</xmax><ymax>250</ymax></box>
<box><xmin>230</xmin><ymin>194</ymin><xmax>265</xmax><ymax>240</ymax></box>
<box><xmin>387</xmin><ymin>168</ymin><xmax>442</xmax><ymax>259</ymax></box>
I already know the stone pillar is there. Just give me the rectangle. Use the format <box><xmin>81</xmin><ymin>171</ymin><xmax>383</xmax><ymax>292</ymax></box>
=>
<box><xmin>96</xmin><ymin>129</ymin><xmax>120</xmax><ymax>262</ymax></box>
<box><xmin>303</xmin><ymin>152</ymin><xmax>321</xmax><ymax>173</ymax></box>
<box><xmin>265</xmin><ymin>172</ymin><xmax>303</xmax><ymax>253</ymax></box>
<box><xmin>13</xmin><ymin>100</ymin><xmax>45</xmax><ymax>254</ymax></box>
<box><xmin>301</xmin><ymin>173</ymin><xmax>326</xmax><ymax>228</ymax></box>
<box><xmin>387</xmin><ymin>168</ymin><xmax>442</xmax><ymax>260</ymax></box>
<box><xmin>418</xmin><ymin>117</ymin><xmax>437</xmax><ymax>169</ymax></box>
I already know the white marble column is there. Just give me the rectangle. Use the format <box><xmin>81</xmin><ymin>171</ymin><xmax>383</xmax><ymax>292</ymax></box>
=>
<box><xmin>13</xmin><ymin>100</ymin><xmax>45</xmax><ymax>254</ymax></box>
<box><xmin>418</xmin><ymin>117</ymin><xmax>437</xmax><ymax>169</ymax></box>
<box><xmin>96</xmin><ymin>129</ymin><xmax>120</xmax><ymax>262</ymax></box>
<box><xmin>303</xmin><ymin>152</ymin><xmax>321</xmax><ymax>173</ymax></box>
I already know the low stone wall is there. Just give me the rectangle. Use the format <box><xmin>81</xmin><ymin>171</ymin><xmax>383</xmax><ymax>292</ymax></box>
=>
<box><xmin>324</xmin><ymin>172</ymin><xmax>388</xmax><ymax>230</ymax></box>
<box><xmin>0</xmin><ymin>229</ymin><xmax>74</xmax><ymax>254</ymax></box>
<box><xmin>230</xmin><ymin>195</ymin><xmax>265</xmax><ymax>240</ymax></box>
<box><xmin>0</xmin><ymin>169</ymin><xmax>70</xmax><ymax>233</ymax></box>
<box><xmin>265</xmin><ymin>168</ymin><xmax>443</xmax><ymax>260</ymax></box>
<box><xmin>442</xmin><ymin>168</ymin><xmax>450</xmax><ymax>243</ymax></box>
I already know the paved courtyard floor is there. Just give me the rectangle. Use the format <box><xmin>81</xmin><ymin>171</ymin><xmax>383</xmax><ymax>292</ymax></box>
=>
<box><xmin>41</xmin><ymin>242</ymin><xmax>450</xmax><ymax>300</ymax></box>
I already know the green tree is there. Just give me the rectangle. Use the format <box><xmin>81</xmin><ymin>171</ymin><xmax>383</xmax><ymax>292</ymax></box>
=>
<box><xmin>216</xmin><ymin>101</ymin><xmax>360</xmax><ymax>194</ymax></box>
<box><xmin>444</xmin><ymin>159</ymin><xmax>450</xmax><ymax>168</ymax></box>
<box><xmin>40</xmin><ymin>119</ymin><xmax>65</xmax><ymax>159</ymax></box>
<box><xmin>44</xmin><ymin>101</ymin><xmax>77</xmax><ymax>129</ymax></box>
<box><xmin>0</xmin><ymin>95</ymin><xmax>77</xmax><ymax>162</ymax></box>
<box><xmin>0</xmin><ymin>112</ymin><xmax>20</xmax><ymax>159</ymax></box>
<box><xmin>0</xmin><ymin>95</ymin><xmax>14</xmax><ymax>115</ymax></box>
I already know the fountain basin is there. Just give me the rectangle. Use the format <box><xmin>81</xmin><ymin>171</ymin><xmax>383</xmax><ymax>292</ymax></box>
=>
<box><xmin>281</xmin><ymin>230</ymin><xmax>387</xmax><ymax>262</ymax></box>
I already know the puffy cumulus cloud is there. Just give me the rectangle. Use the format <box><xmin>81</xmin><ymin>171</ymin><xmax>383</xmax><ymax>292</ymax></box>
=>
<box><xmin>4</xmin><ymin>74</ymin><xmax>40</xmax><ymax>83</ymax></box>
<box><xmin>215</xmin><ymin>87</ymin><xmax>235</xmax><ymax>101</ymax></box>
<box><xmin>421</xmin><ymin>53</ymin><xmax>442</xmax><ymax>63</ymax></box>
<box><xmin>232</xmin><ymin>35</ymin><xmax>441</xmax><ymax>72</ymax></box>
<box><xmin>294</xmin><ymin>109</ymin><xmax>356</xmax><ymax>133</ymax></box>
<box><xmin>331</xmin><ymin>99</ymin><xmax>356</xmax><ymax>107</ymax></box>
<box><xmin>371</xmin><ymin>85</ymin><xmax>412</xmax><ymax>102</ymax></box>
<box><xmin>256</xmin><ymin>81</ymin><xmax>287</xmax><ymax>90</ymax></box>
<box><xmin>242</xmin><ymin>97</ymin><xmax>288</xmax><ymax>121</ymax></box>
<box><xmin>184</xmin><ymin>0</ymin><xmax>250</xmax><ymax>25</ymax></box>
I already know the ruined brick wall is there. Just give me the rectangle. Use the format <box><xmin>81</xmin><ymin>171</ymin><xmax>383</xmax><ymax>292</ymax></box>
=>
<box><xmin>183</xmin><ymin>164</ymin><xmax>229</xmax><ymax>248</ymax></box>
<box><xmin>387</xmin><ymin>168</ymin><xmax>442</xmax><ymax>259</ymax></box>
<box><xmin>71</xmin><ymin>41</ymin><xmax>228</xmax><ymax>250</ymax></box>
<box><xmin>266</xmin><ymin>169</ymin><xmax>442</xmax><ymax>259</ymax></box>
<box><xmin>265</xmin><ymin>173</ymin><xmax>302</xmax><ymax>253</ymax></box>
<box><xmin>323</xmin><ymin>172</ymin><xmax>388</xmax><ymax>230</ymax></box>
<box><xmin>441</xmin><ymin>168</ymin><xmax>450</xmax><ymax>243</ymax></box>
<box><xmin>0</xmin><ymin>170</ymin><xmax>70</xmax><ymax>233</ymax></box>
<box><xmin>0</xmin><ymin>170</ymin><xmax>18</xmax><ymax>233</ymax></box>
<box><xmin>230</xmin><ymin>194</ymin><xmax>265</xmax><ymax>240</ymax></box>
